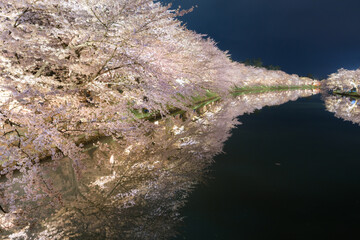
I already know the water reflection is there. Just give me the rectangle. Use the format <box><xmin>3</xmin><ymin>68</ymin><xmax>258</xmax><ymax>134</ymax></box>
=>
<box><xmin>324</xmin><ymin>94</ymin><xmax>360</xmax><ymax>125</ymax></box>
<box><xmin>0</xmin><ymin>89</ymin><xmax>317</xmax><ymax>239</ymax></box>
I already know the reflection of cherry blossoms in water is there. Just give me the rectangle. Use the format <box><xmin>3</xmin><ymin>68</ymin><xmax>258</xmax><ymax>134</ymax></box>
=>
<box><xmin>324</xmin><ymin>95</ymin><xmax>360</xmax><ymax>126</ymax></box>
<box><xmin>0</xmin><ymin>89</ymin><xmax>318</xmax><ymax>239</ymax></box>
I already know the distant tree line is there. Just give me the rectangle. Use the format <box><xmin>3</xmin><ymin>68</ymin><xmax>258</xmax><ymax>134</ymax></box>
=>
<box><xmin>242</xmin><ymin>58</ymin><xmax>318</xmax><ymax>80</ymax></box>
<box><xmin>242</xmin><ymin>58</ymin><xmax>281</xmax><ymax>71</ymax></box>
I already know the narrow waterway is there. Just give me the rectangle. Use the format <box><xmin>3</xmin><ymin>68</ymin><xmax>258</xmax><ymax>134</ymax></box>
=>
<box><xmin>175</xmin><ymin>94</ymin><xmax>360</xmax><ymax>239</ymax></box>
<box><xmin>3</xmin><ymin>91</ymin><xmax>360</xmax><ymax>239</ymax></box>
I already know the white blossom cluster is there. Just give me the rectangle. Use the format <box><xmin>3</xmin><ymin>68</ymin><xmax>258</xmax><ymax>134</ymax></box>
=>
<box><xmin>325</xmin><ymin>68</ymin><xmax>360</xmax><ymax>93</ymax></box>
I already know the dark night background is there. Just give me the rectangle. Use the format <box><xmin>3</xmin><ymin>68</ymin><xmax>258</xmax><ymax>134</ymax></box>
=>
<box><xmin>162</xmin><ymin>0</ymin><xmax>360</xmax><ymax>79</ymax></box>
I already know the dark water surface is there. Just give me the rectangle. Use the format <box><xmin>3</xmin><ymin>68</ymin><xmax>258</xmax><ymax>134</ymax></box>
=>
<box><xmin>4</xmin><ymin>91</ymin><xmax>360</xmax><ymax>239</ymax></box>
<box><xmin>175</xmin><ymin>94</ymin><xmax>360</xmax><ymax>239</ymax></box>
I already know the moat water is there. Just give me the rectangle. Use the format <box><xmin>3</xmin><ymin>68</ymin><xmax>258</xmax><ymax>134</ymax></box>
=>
<box><xmin>175</xmin><ymin>94</ymin><xmax>360</xmax><ymax>240</ymax></box>
<box><xmin>2</xmin><ymin>91</ymin><xmax>360</xmax><ymax>239</ymax></box>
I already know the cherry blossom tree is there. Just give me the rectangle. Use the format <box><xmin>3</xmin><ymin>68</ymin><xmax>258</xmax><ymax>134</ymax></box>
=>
<box><xmin>0</xmin><ymin>0</ymin><xmax>321</xmax><ymax>235</ymax></box>
<box><xmin>0</xmin><ymin>2</ymin><xmax>321</xmax><ymax>237</ymax></box>
<box><xmin>325</xmin><ymin>68</ymin><xmax>360</xmax><ymax>93</ymax></box>
<box><xmin>0</xmin><ymin>0</ymin><xmax>318</xmax><ymax>179</ymax></box>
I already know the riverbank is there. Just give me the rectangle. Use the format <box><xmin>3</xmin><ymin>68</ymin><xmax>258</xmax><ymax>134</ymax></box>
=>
<box><xmin>333</xmin><ymin>90</ymin><xmax>360</xmax><ymax>99</ymax></box>
<box><xmin>0</xmin><ymin>84</ymin><xmax>320</xmax><ymax>174</ymax></box>
<box><xmin>135</xmin><ymin>84</ymin><xmax>320</xmax><ymax>120</ymax></box>
<box><xmin>232</xmin><ymin>85</ymin><xmax>319</xmax><ymax>96</ymax></box>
